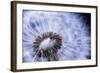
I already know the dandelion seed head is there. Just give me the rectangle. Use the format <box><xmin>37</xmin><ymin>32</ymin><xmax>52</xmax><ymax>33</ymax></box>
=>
<box><xmin>23</xmin><ymin>10</ymin><xmax>91</xmax><ymax>62</ymax></box>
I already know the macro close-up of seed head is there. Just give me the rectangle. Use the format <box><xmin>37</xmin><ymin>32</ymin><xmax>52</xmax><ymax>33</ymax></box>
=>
<box><xmin>22</xmin><ymin>10</ymin><xmax>91</xmax><ymax>62</ymax></box>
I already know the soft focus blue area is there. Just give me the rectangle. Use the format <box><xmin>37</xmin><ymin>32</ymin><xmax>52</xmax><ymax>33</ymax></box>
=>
<box><xmin>22</xmin><ymin>10</ymin><xmax>91</xmax><ymax>62</ymax></box>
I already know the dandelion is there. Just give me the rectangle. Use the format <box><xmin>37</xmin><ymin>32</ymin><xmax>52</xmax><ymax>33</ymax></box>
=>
<box><xmin>22</xmin><ymin>10</ymin><xmax>91</xmax><ymax>62</ymax></box>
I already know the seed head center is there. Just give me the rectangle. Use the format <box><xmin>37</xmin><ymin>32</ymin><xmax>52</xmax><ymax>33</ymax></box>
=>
<box><xmin>39</xmin><ymin>38</ymin><xmax>56</xmax><ymax>50</ymax></box>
